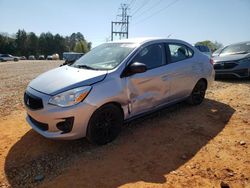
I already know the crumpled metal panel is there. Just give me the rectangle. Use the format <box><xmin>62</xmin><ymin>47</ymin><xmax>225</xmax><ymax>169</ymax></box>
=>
<box><xmin>126</xmin><ymin>66</ymin><xmax>171</xmax><ymax>116</ymax></box>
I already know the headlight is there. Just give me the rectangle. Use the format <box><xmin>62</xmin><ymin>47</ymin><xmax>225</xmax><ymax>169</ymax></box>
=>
<box><xmin>49</xmin><ymin>86</ymin><xmax>92</xmax><ymax>107</ymax></box>
<box><xmin>238</xmin><ymin>57</ymin><xmax>250</xmax><ymax>64</ymax></box>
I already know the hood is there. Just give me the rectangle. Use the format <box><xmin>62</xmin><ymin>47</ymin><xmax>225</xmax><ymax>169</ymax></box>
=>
<box><xmin>213</xmin><ymin>53</ymin><xmax>250</xmax><ymax>63</ymax></box>
<box><xmin>29</xmin><ymin>65</ymin><xmax>107</xmax><ymax>95</ymax></box>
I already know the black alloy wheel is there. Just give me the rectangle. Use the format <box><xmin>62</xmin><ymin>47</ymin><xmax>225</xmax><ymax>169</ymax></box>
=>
<box><xmin>87</xmin><ymin>104</ymin><xmax>123</xmax><ymax>145</ymax></box>
<box><xmin>187</xmin><ymin>80</ymin><xmax>207</xmax><ymax>105</ymax></box>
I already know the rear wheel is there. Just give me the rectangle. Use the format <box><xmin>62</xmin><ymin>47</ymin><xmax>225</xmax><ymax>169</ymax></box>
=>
<box><xmin>87</xmin><ymin>104</ymin><xmax>123</xmax><ymax>145</ymax></box>
<box><xmin>187</xmin><ymin>80</ymin><xmax>207</xmax><ymax>105</ymax></box>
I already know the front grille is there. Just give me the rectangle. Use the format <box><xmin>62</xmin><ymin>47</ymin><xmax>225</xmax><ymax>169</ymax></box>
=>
<box><xmin>28</xmin><ymin>115</ymin><xmax>48</xmax><ymax>131</ymax></box>
<box><xmin>24</xmin><ymin>92</ymin><xmax>43</xmax><ymax>110</ymax></box>
<box><xmin>214</xmin><ymin>62</ymin><xmax>238</xmax><ymax>70</ymax></box>
<box><xmin>214</xmin><ymin>64</ymin><xmax>222</xmax><ymax>69</ymax></box>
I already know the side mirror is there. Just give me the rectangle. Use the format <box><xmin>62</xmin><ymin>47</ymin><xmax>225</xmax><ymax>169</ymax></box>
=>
<box><xmin>121</xmin><ymin>62</ymin><xmax>147</xmax><ymax>77</ymax></box>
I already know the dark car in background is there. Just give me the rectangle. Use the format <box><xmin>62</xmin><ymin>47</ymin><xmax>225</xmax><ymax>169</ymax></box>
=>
<box><xmin>195</xmin><ymin>45</ymin><xmax>212</xmax><ymax>57</ymax></box>
<box><xmin>19</xmin><ymin>56</ymin><xmax>27</xmax><ymax>60</ymax></box>
<box><xmin>28</xmin><ymin>55</ymin><xmax>36</xmax><ymax>60</ymax></box>
<box><xmin>47</xmin><ymin>55</ymin><xmax>53</xmax><ymax>60</ymax></box>
<box><xmin>38</xmin><ymin>55</ymin><xmax>45</xmax><ymax>60</ymax></box>
<box><xmin>213</xmin><ymin>41</ymin><xmax>250</xmax><ymax>78</ymax></box>
<box><xmin>0</xmin><ymin>54</ymin><xmax>19</xmax><ymax>62</ymax></box>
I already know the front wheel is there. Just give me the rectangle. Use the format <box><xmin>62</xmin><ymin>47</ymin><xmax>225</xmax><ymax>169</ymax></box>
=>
<box><xmin>87</xmin><ymin>104</ymin><xmax>123</xmax><ymax>145</ymax></box>
<box><xmin>187</xmin><ymin>80</ymin><xmax>207</xmax><ymax>105</ymax></box>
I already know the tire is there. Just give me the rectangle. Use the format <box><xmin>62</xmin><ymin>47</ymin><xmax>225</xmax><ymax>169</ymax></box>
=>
<box><xmin>14</xmin><ymin>58</ymin><xmax>18</xmax><ymax>62</ymax></box>
<box><xmin>87</xmin><ymin>104</ymin><xmax>123</xmax><ymax>145</ymax></box>
<box><xmin>187</xmin><ymin>80</ymin><xmax>207</xmax><ymax>105</ymax></box>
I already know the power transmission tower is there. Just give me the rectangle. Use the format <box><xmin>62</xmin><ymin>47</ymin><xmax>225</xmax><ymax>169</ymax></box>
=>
<box><xmin>111</xmin><ymin>4</ymin><xmax>130</xmax><ymax>41</ymax></box>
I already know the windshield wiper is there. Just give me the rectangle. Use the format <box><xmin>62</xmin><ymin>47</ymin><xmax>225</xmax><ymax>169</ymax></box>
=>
<box><xmin>74</xmin><ymin>64</ymin><xmax>96</xmax><ymax>70</ymax></box>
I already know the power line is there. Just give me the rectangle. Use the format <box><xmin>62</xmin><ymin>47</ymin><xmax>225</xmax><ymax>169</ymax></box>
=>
<box><xmin>133</xmin><ymin>0</ymin><xmax>163</xmax><ymax>21</ymax></box>
<box><xmin>131</xmin><ymin>0</ymin><xmax>150</xmax><ymax>16</ymax></box>
<box><xmin>132</xmin><ymin>0</ymin><xmax>180</xmax><ymax>25</ymax></box>
<box><xmin>129</xmin><ymin>0</ymin><xmax>136</xmax><ymax>8</ymax></box>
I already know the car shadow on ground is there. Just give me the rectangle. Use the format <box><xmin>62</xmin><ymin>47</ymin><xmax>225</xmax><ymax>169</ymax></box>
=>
<box><xmin>5</xmin><ymin>98</ymin><xmax>235</xmax><ymax>187</ymax></box>
<box><xmin>215</xmin><ymin>77</ymin><xmax>250</xmax><ymax>84</ymax></box>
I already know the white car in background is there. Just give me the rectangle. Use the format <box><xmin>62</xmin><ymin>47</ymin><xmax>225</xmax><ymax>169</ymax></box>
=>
<box><xmin>0</xmin><ymin>54</ymin><xmax>19</xmax><ymax>62</ymax></box>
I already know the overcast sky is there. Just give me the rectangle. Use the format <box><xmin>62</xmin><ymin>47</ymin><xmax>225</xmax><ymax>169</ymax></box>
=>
<box><xmin>0</xmin><ymin>0</ymin><xmax>249</xmax><ymax>47</ymax></box>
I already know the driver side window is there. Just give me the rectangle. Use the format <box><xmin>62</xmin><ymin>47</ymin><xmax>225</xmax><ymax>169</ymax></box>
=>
<box><xmin>133</xmin><ymin>44</ymin><xmax>165</xmax><ymax>69</ymax></box>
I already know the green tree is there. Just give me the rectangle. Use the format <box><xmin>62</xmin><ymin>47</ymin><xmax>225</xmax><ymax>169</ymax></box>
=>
<box><xmin>195</xmin><ymin>40</ymin><xmax>223</xmax><ymax>52</ymax></box>
<box><xmin>38</xmin><ymin>33</ymin><xmax>47</xmax><ymax>56</ymax></box>
<box><xmin>27</xmin><ymin>32</ymin><xmax>39</xmax><ymax>56</ymax></box>
<box><xmin>67</xmin><ymin>32</ymin><xmax>90</xmax><ymax>52</ymax></box>
<box><xmin>69</xmin><ymin>33</ymin><xmax>77</xmax><ymax>51</ymax></box>
<box><xmin>0</xmin><ymin>30</ymin><xmax>92</xmax><ymax>58</ymax></box>
<box><xmin>45</xmin><ymin>32</ymin><xmax>54</xmax><ymax>55</ymax></box>
<box><xmin>54</xmin><ymin>34</ymin><xmax>67</xmax><ymax>58</ymax></box>
<box><xmin>15</xmin><ymin>29</ymin><xmax>28</xmax><ymax>56</ymax></box>
<box><xmin>0</xmin><ymin>34</ymin><xmax>15</xmax><ymax>54</ymax></box>
<box><xmin>75</xmin><ymin>32</ymin><xmax>84</xmax><ymax>41</ymax></box>
<box><xmin>74</xmin><ymin>40</ymin><xmax>89</xmax><ymax>53</ymax></box>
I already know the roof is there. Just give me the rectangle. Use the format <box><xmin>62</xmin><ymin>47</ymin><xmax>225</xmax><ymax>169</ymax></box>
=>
<box><xmin>109</xmin><ymin>37</ymin><xmax>164</xmax><ymax>44</ymax></box>
<box><xmin>107</xmin><ymin>38</ymin><xmax>195</xmax><ymax>51</ymax></box>
<box><xmin>108</xmin><ymin>37</ymin><xmax>191</xmax><ymax>46</ymax></box>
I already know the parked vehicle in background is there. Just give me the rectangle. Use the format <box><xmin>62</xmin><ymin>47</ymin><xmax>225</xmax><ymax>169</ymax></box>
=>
<box><xmin>62</xmin><ymin>52</ymin><xmax>84</xmax><ymax>65</ymax></box>
<box><xmin>28</xmin><ymin>55</ymin><xmax>36</xmax><ymax>60</ymax></box>
<box><xmin>52</xmin><ymin>53</ymin><xmax>60</xmax><ymax>60</ymax></box>
<box><xmin>195</xmin><ymin>45</ymin><xmax>212</xmax><ymax>57</ymax></box>
<box><xmin>0</xmin><ymin>54</ymin><xmax>19</xmax><ymax>62</ymax></box>
<box><xmin>47</xmin><ymin>55</ymin><xmax>52</xmax><ymax>60</ymax></box>
<box><xmin>47</xmin><ymin>54</ymin><xmax>59</xmax><ymax>60</ymax></box>
<box><xmin>213</xmin><ymin>41</ymin><xmax>250</xmax><ymax>78</ymax></box>
<box><xmin>24</xmin><ymin>38</ymin><xmax>214</xmax><ymax>145</ymax></box>
<box><xmin>19</xmin><ymin>56</ymin><xmax>27</xmax><ymax>60</ymax></box>
<box><xmin>38</xmin><ymin>55</ymin><xmax>45</xmax><ymax>60</ymax></box>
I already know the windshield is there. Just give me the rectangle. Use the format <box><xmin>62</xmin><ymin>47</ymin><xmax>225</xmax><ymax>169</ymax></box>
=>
<box><xmin>72</xmin><ymin>43</ymin><xmax>136</xmax><ymax>70</ymax></box>
<box><xmin>212</xmin><ymin>47</ymin><xmax>223</xmax><ymax>57</ymax></box>
<box><xmin>220</xmin><ymin>42</ymin><xmax>250</xmax><ymax>56</ymax></box>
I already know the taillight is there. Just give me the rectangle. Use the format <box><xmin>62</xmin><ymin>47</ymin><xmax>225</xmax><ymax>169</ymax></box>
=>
<box><xmin>210</xmin><ymin>59</ymin><xmax>214</xmax><ymax>65</ymax></box>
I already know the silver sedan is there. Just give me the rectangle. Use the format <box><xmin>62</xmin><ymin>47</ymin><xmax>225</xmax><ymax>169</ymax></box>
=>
<box><xmin>212</xmin><ymin>41</ymin><xmax>250</xmax><ymax>78</ymax></box>
<box><xmin>24</xmin><ymin>38</ymin><xmax>214</xmax><ymax>145</ymax></box>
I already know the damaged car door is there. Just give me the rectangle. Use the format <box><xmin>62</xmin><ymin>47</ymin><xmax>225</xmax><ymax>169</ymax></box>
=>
<box><xmin>125</xmin><ymin>43</ymin><xmax>170</xmax><ymax>116</ymax></box>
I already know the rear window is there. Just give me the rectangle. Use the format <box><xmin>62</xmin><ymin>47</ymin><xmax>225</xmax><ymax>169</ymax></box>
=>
<box><xmin>168</xmin><ymin>44</ymin><xmax>193</xmax><ymax>63</ymax></box>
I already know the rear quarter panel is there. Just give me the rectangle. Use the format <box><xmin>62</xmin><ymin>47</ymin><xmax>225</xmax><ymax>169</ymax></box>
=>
<box><xmin>193</xmin><ymin>50</ymin><xmax>215</xmax><ymax>88</ymax></box>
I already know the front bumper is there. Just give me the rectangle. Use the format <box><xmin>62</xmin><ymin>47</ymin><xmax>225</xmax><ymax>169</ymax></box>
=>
<box><xmin>214</xmin><ymin>61</ymin><xmax>250</xmax><ymax>78</ymax></box>
<box><xmin>215</xmin><ymin>69</ymin><xmax>250</xmax><ymax>78</ymax></box>
<box><xmin>24</xmin><ymin>87</ymin><xmax>97</xmax><ymax>140</ymax></box>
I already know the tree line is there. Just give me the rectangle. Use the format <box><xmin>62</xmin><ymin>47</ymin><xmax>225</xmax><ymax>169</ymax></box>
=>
<box><xmin>0</xmin><ymin>29</ymin><xmax>92</xmax><ymax>58</ymax></box>
<box><xmin>0</xmin><ymin>29</ymin><xmax>223</xmax><ymax>58</ymax></box>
